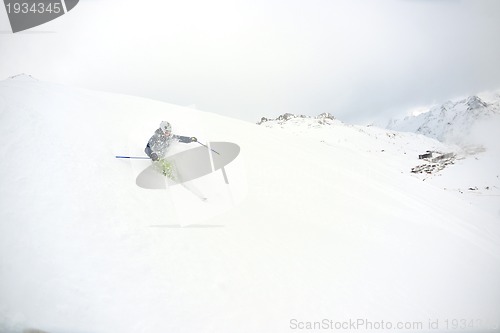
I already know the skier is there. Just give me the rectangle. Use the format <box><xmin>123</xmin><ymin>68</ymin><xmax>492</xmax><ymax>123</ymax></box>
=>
<box><xmin>145</xmin><ymin>121</ymin><xmax>197</xmax><ymax>161</ymax></box>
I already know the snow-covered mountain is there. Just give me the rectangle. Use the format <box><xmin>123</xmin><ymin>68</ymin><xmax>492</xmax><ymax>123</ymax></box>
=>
<box><xmin>383</xmin><ymin>91</ymin><xmax>500</xmax><ymax>214</ymax></box>
<box><xmin>257</xmin><ymin>111</ymin><xmax>453</xmax><ymax>168</ymax></box>
<box><xmin>258</xmin><ymin>110</ymin><xmax>500</xmax><ymax>216</ymax></box>
<box><xmin>1</xmin><ymin>77</ymin><xmax>500</xmax><ymax>333</ymax></box>
<box><xmin>257</xmin><ymin>111</ymin><xmax>336</xmax><ymax>125</ymax></box>
<box><xmin>387</xmin><ymin>93</ymin><xmax>500</xmax><ymax>144</ymax></box>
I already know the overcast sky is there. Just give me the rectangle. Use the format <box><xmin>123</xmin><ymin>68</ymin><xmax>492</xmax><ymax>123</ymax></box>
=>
<box><xmin>1</xmin><ymin>0</ymin><xmax>500</xmax><ymax>124</ymax></box>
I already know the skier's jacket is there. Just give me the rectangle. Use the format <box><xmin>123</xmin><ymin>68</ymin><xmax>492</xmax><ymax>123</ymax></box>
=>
<box><xmin>145</xmin><ymin>128</ymin><xmax>192</xmax><ymax>160</ymax></box>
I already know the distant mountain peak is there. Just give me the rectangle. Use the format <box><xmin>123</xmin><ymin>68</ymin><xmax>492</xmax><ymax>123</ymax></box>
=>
<box><xmin>257</xmin><ymin>112</ymin><xmax>335</xmax><ymax>125</ymax></box>
<box><xmin>465</xmin><ymin>95</ymin><xmax>487</xmax><ymax>110</ymax></box>
<box><xmin>315</xmin><ymin>112</ymin><xmax>335</xmax><ymax>120</ymax></box>
<box><xmin>387</xmin><ymin>93</ymin><xmax>500</xmax><ymax>144</ymax></box>
<box><xmin>7</xmin><ymin>73</ymin><xmax>38</xmax><ymax>81</ymax></box>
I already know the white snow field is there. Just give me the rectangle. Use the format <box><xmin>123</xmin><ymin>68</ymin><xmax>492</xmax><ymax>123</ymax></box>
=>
<box><xmin>387</xmin><ymin>92</ymin><xmax>500</xmax><ymax>217</ymax></box>
<box><xmin>1</xmin><ymin>76</ymin><xmax>499</xmax><ymax>333</ymax></box>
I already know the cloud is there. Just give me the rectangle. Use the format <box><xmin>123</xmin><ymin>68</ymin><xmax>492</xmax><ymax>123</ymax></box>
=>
<box><xmin>467</xmin><ymin>115</ymin><xmax>500</xmax><ymax>152</ymax></box>
<box><xmin>1</xmin><ymin>0</ymin><xmax>500</xmax><ymax>124</ymax></box>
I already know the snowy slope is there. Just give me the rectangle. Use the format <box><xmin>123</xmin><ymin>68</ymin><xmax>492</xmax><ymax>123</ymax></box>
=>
<box><xmin>259</xmin><ymin>112</ymin><xmax>500</xmax><ymax>217</ymax></box>
<box><xmin>257</xmin><ymin>112</ymin><xmax>458</xmax><ymax>175</ymax></box>
<box><xmin>386</xmin><ymin>92</ymin><xmax>500</xmax><ymax>217</ymax></box>
<box><xmin>1</xmin><ymin>77</ymin><xmax>500</xmax><ymax>333</ymax></box>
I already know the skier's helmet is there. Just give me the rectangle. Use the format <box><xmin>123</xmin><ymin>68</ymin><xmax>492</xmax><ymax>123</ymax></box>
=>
<box><xmin>160</xmin><ymin>121</ymin><xmax>172</xmax><ymax>134</ymax></box>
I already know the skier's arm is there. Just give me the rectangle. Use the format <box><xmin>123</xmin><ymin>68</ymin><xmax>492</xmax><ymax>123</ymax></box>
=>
<box><xmin>173</xmin><ymin>135</ymin><xmax>197</xmax><ymax>143</ymax></box>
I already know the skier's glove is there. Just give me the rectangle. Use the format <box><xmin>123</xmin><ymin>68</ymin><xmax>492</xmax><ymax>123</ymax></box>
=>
<box><xmin>191</xmin><ymin>137</ymin><xmax>198</xmax><ymax>142</ymax></box>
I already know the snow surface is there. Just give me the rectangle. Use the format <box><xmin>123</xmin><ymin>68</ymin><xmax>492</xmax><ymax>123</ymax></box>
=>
<box><xmin>1</xmin><ymin>78</ymin><xmax>500</xmax><ymax>333</ymax></box>
<box><xmin>386</xmin><ymin>93</ymin><xmax>500</xmax><ymax>217</ymax></box>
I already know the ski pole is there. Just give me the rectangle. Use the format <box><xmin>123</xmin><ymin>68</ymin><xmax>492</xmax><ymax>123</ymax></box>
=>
<box><xmin>197</xmin><ymin>141</ymin><xmax>220</xmax><ymax>155</ymax></box>
<box><xmin>115</xmin><ymin>156</ymin><xmax>151</xmax><ymax>159</ymax></box>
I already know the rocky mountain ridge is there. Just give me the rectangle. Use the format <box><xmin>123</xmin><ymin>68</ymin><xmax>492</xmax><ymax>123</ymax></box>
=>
<box><xmin>387</xmin><ymin>93</ymin><xmax>500</xmax><ymax>144</ymax></box>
